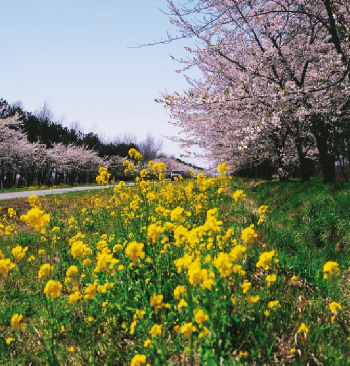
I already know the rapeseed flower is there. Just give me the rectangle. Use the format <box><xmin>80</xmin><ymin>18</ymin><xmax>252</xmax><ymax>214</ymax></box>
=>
<box><xmin>149</xmin><ymin>324</ymin><xmax>162</xmax><ymax>338</ymax></box>
<box><xmin>323</xmin><ymin>261</ymin><xmax>340</xmax><ymax>279</ymax></box>
<box><xmin>125</xmin><ymin>241</ymin><xmax>145</xmax><ymax>264</ymax></box>
<box><xmin>69</xmin><ymin>290</ymin><xmax>82</xmax><ymax>305</ymax></box>
<box><xmin>256</xmin><ymin>250</ymin><xmax>277</xmax><ymax>270</ymax></box>
<box><xmin>194</xmin><ymin>309</ymin><xmax>209</xmax><ymax>325</ymax></box>
<box><xmin>232</xmin><ymin>189</ymin><xmax>246</xmax><ymax>202</ymax></box>
<box><xmin>44</xmin><ymin>280</ymin><xmax>63</xmax><ymax>299</ymax></box>
<box><xmin>130</xmin><ymin>320</ymin><xmax>138</xmax><ymax>335</ymax></box>
<box><xmin>241</xmin><ymin>281</ymin><xmax>251</xmax><ymax>294</ymax></box>
<box><xmin>266</xmin><ymin>273</ymin><xmax>277</xmax><ymax>287</ymax></box>
<box><xmin>150</xmin><ymin>294</ymin><xmax>170</xmax><ymax>313</ymax></box>
<box><xmin>329</xmin><ymin>302</ymin><xmax>342</xmax><ymax>312</ymax></box>
<box><xmin>66</xmin><ymin>265</ymin><xmax>79</xmax><ymax>278</ymax></box>
<box><xmin>214</xmin><ymin>252</ymin><xmax>233</xmax><ymax>278</ymax></box>
<box><xmin>0</xmin><ymin>258</ymin><xmax>16</xmax><ymax>277</ymax></box>
<box><xmin>38</xmin><ymin>263</ymin><xmax>54</xmax><ymax>279</ymax></box>
<box><xmin>246</xmin><ymin>295</ymin><xmax>260</xmax><ymax>306</ymax></box>
<box><xmin>71</xmin><ymin>240</ymin><xmax>92</xmax><ymax>259</ymax></box>
<box><xmin>174</xmin><ymin>285</ymin><xmax>187</xmax><ymax>300</ymax></box>
<box><xmin>241</xmin><ymin>225</ymin><xmax>257</xmax><ymax>244</ymax></box>
<box><xmin>10</xmin><ymin>314</ymin><xmax>23</xmax><ymax>330</ymax></box>
<box><xmin>12</xmin><ymin>246</ymin><xmax>28</xmax><ymax>261</ymax></box>
<box><xmin>177</xmin><ymin>299</ymin><xmax>188</xmax><ymax>312</ymax></box>
<box><xmin>268</xmin><ymin>300</ymin><xmax>280</xmax><ymax>309</ymax></box>
<box><xmin>181</xmin><ymin>322</ymin><xmax>196</xmax><ymax>338</ymax></box>
<box><xmin>144</xmin><ymin>339</ymin><xmax>152</xmax><ymax>347</ymax></box>
<box><xmin>298</xmin><ymin>323</ymin><xmax>309</xmax><ymax>334</ymax></box>
<box><xmin>130</xmin><ymin>354</ymin><xmax>147</xmax><ymax>366</ymax></box>
<box><xmin>84</xmin><ymin>283</ymin><xmax>96</xmax><ymax>300</ymax></box>
<box><xmin>20</xmin><ymin>207</ymin><xmax>50</xmax><ymax>231</ymax></box>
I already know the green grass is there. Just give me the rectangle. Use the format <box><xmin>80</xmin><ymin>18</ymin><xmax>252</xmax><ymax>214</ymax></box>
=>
<box><xmin>0</xmin><ymin>175</ymin><xmax>350</xmax><ymax>364</ymax></box>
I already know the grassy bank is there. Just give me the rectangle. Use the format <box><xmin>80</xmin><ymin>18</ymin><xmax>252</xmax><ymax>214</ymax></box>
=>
<box><xmin>0</xmin><ymin>172</ymin><xmax>349</xmax><ymax>364</ymax></box>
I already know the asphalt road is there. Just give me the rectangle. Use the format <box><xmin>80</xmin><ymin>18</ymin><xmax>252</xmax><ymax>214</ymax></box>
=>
<box><xmin>0</xmin><ymin>185</ymin><xmax>114</xmax><ymax>201</ymax></box>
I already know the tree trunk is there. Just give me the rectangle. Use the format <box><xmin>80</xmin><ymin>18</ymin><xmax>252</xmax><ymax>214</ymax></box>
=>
<box><xmin>315</xmin><ymin>135</ymin><xmax>335</xmax><ymax>183</ymax></box>
<box><xmin>295</xmin><ymin>140</ymin><xmax>310</xmax><ymax>182</ymax></box>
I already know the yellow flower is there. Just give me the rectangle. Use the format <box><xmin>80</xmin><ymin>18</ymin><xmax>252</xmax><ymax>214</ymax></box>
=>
<box><xmin>246</xmin><ymin>295</ymin><xmax>260</xmax><ymax>306</ymax></box>
<box><xmin>268</xmin><ymin>300</ymin><xmax>280</xmax><ymax>309</ymax></box>
<box><xmin>134</xmin><ymin>310</ymin><xmax>146</xmax><ymax>320</ymax></box>
<box><xmin>20</xmin><ymin>207</ymin><xmax>50</xmax><ymax>231</ymax></box>
<box><xmin>232</xmin><ymin>189</ymin><xmax>246</xmax><ymax>202</ymax></box>
<box><xmin>144</xmin><ymin>338</ymin><xmax>152</xmax><ymax>347</ymax></box>
<box><xmin>84</xmin><ymin>284</ymin><xmax>96</xmax><ymax>300</ymax></box>
<box><xmin>329</xmin><ymin>302</ymin><xmax>342</xmax><ymax>312</ymax></box>
<box><xmin>213</xmin><ymin>252</ymin><xmax>233</xmax><ymax>278</ymax></box>
<box><xmin>69</xmin><ymin>290</ymin><xmax>82</xmax><ymax>305</ymax></box>
<box><xmin>297</xmin><ymin>323</ymin><xmax>309</xmax><ymax>334</ymax></box>
<box><xmin>194</xmin><ymin>309</ymin><xmax>209</xmax><ymax>325</ymax></box>
<box><xmin>129</xmin><ymin>320</ymin><xmax>137</xmax><ymax>335</ymax></box>
<box><xmin>181</xmin><ymin>322</ymin><xmax>196</xmax><ymax>338</ymax></box>
<box><xmin>150</xmin><ymin>294</ymin><xmax>166</xmax><ymax>313</ymax></box>
<box><xmin>6</xmin><ymin>337</ymin><xmax>14</xmax><ymax>345</ymax></box>
<box><xmin>12</xmin><ymin>245</ymin><xmax>28</xmax><ymax>261</ymax></box>
<box><xmin>44</xmin><ymin>280</ymin><xmax>63</xmax><ymax>299</ymax></box>
<box><xmin>8</xmin><ymin>208</ymin><xmax>17</xmax><ymax>218</ymax></box>
<box><xmin>258</xmin><ymin>205</ymin><xmax>269</xmax><ymax>214</ymax></box>
<box><xmin>256</xmin><ymin>250</ymin><xmax>277</xmax><ymax>270</ymax></box>
<box><xmin>125</xmin><ymin>241</ymin><xmax>145</xmax><ymax>264</ymax></box>
<box><xmin>10</xmin><ymin>314</ymin><xmax>23</xmax><ymax>330</ymax></box>
<box><xmin>199</xmin><ymin>326</ymin><xmax>209</xmax><ymax>338</ymax></box>
<box><xmin>83</xmin><ymin>258</ymin><xmax>92</xmax><ymax>267</ymax></box>
<box><xmin>174</xmin><ymin>285</ymin><xmax>187</xmax><ymax>300</ymax></box>
<box><xmin>88</xmin><ymin>316</ymin><xmax>94</xmax><ymax>322</ymax></box>
<box><xmin>130</xmin><ymin>354</ymin><xmax>147</xmax><ymax>366</ymax></box>
<box><xmin>177</xmin><ymin>299</ymin><xmax>188</xmax><ymax>312</ymax></box>
<box><xmin>96</xmin><ymin>167</ymin><xmax>111</xmax><ymax>185</ymax></box>
<box><xmin>241</xmin><ymin>225</ymin><xmax>257</xmax><ymax>244</ymax></box>
<box><xmin>71</xmin><ymin>240</ymin><xmax>92</xmax><ymax>259</ymax></box>
<box><xmin>266</xmin><ymin>274</ymin><xmax>277</xmax><ymax>287</ymax></box>
<box><xmin>323</xmin><ymin>261</ymin><xmax>340</xmax><ymax>279</ymax></box>
<box><xmin>0</xmin><ymin>258</ymin><xmax>16</xmax><ymax>277</ymax></box>
<box><xmin>38</xmin><ymin>263</ymin><xmax>54</xmax><ymax>279</ymax></box>
<box><xmin>149</xmin><ymin>324</ymin><xmax>162</xmax><ymax>338</ymax></box>
<box><xmin>28</xmin><ymin>195</ymin><xmax>40</xmax><ymax>207</ymax></box>
<box><xmin>66</xmin><ymin>265</ymin><xmax>79</xmax><ymax>277</ymax></box>
<box><xmin>217</xmin><ymin>162</ymin><xmax>229</xmax><ymax>177</ymax></box>
<box><xmin>241</xmin><ymin>281</ymin><xmax>251</xmax><ymax>294</ymax></box>
<box><xmin>38</xmin><ymin>249</ymin><xmax>46</xmax><ymax>255</ymax></box>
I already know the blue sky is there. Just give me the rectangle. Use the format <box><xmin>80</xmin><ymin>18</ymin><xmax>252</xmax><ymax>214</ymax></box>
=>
<box><xmin>0</xmin><ymin>1</ymin><xmax>206</xmax><ymax>166</ymax></box>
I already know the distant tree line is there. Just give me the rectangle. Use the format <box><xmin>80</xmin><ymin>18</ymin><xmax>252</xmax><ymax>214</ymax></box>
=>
<box><xmin>0</xmin><ymin>98</ymin><xmax>165</xmax><ymax>188</ymax></box>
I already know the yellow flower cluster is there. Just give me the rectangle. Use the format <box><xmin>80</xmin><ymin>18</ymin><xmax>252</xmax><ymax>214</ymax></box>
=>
<box><xmin>323</xmin><ymin>261</ymin><xmax>340</xmax><ymax>279</ymax></box>
<box><xmin>96</xmin><ymin>167</ymin><xmax>111</xmax><ymax>185</ymax></box>
<box><xmin>12</xmin><ymin>246</ymin><xmax>28</xmax><ymax>261</ymax></box>
<box><xmin>128</xmin><ymin>148</ymin><xmax>143</xmax><ymax>161</ymax></box>
<box><xmin>232</xmin><ymin>189</ymin><xmax>246</xmax><ymax>202</ymax></box>
<box><xmin>20</xmin><ymin>206</ymin><xmax>50</xmax><ymax>231</ymax></box>
<box><xmin>44</xmin><ymin>280</ymin><xmax>63</xmax><ymax>299</ymax></box>
<box><xmin>125</xmin><ymin>241</ymin><xmax>145</xmax><ymax>264</ymax></box>
<box><xmin>217</xmin><ymin>162</ymin><xmax>229</xmax><ymax>177</ymax></box>
<box><xmin>38</xmin><ymin>263</ymin><xmax>54</xmax><ymax>279</ymax></box>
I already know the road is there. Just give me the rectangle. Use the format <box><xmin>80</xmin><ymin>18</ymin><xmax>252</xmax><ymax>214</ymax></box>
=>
<box><xmin>0</xmin><ymin>185</ymin><xmax>117</xmax><ymax>201</ymax></box>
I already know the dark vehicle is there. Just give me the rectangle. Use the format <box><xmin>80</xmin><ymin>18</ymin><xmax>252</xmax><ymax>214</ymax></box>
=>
<box><xmin>171</xmin><ymin>170</ymin><xmax>185</xmax><ymax>180</ymax></box>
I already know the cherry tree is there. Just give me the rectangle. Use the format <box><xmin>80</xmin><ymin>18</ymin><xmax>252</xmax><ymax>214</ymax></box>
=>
<box><xmin>160</xmin><ymin>0</ymin><xmax>350</xmax><ymax>181</ymax></box>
